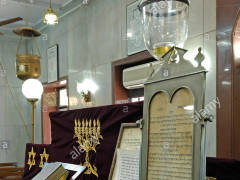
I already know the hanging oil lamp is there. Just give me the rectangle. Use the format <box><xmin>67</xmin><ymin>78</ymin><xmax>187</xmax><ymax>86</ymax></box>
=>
<box><xmin>13</xmin><ymin>27</ymin><xmax>42</xmax><ymax>80</ymax></box>
<box><xmin>139</xmin><ymin>0</ymin><xmax>189</xmax><ymax>61</ymax></box>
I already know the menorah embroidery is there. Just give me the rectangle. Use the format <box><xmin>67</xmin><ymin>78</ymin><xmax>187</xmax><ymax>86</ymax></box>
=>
<box><xmin>74</xmin><ymin>119</ymin><xmax>103</xmax><ymax>177</ymax></box>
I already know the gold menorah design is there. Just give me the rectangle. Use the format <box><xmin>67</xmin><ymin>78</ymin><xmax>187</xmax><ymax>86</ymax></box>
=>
<box><xmin>74</xmin><ymin>119</ymin><xmax>103</xmax><ymax>177</ymax></box>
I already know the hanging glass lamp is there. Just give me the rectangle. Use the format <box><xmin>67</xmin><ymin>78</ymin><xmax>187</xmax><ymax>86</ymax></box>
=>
<box><xmin>43</xmin><ymin>0</ymin><xmax>59</xmax><ymax>25</ymax></box>
<box><xmin>139</xmin><ymin>0</ymin><xmax>189</xmax><ymax>61</ymax></box>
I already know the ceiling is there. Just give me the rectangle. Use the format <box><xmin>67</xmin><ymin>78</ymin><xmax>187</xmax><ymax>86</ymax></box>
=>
<box><xmin>0</xmin><ymin>0</ymin><xmax>72</xmax><ymax>30</ymax></box>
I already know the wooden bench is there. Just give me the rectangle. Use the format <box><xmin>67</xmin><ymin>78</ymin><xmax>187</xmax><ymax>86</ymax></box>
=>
<box><xmin>0</xmin><ymin>163</ymin><xmax>24</xmax><ymax>180</ymax></box>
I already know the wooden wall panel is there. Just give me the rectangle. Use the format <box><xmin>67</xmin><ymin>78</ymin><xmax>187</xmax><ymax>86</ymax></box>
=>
<box><xmin>232</xmin><ymin>12</ymin><xmax>240</xmax><ymax>159</ymax></box>
<box><xmin>217</xmin><ymin>0</ymin><xmax>240</xmax><ymax>159</ymax></box>
<box><xmin>42</xmin><ymin>80</ymin><xmax>68</xmax><ymax>144</ymax></box>
<box><xmin>42</xmin><ymin>87</ymin><xmax>57</xmax><ymax>144</ymax></box>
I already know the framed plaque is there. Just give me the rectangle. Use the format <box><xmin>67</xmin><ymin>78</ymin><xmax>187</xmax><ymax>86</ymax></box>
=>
<box><xmin>47</xmin><ymin>45</ymin><xmax>59</xmax><ymax>83</ymax></box>
<box><xmin>108</xmin><ymin>123</ymin><xmax>142</xmax><ymax>180</ymax></box>
<box><xmin>140</xmin><ymin>47</ymin><xmax>208</xmax><ymax>180</ymax></box>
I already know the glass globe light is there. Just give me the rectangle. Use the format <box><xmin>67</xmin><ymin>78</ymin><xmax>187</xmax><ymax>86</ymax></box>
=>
<box><xmin>139</xmin><ymin>0</ymin><xmax>189</xmax><ymax>61</ymax></box>
<box><xmin>44</xmin><ymin>10</ymin><xmax>58</xmax><ymax>25</ymax></box>
<box><xmin>43</xmin><ymin>0</ymin><xmax>59</xmax><ymax>25</ymax></box>
<box><xmin>22</xmin><ymin>79</ymin><xmax>43</xmax><ymax>100</ymax></box>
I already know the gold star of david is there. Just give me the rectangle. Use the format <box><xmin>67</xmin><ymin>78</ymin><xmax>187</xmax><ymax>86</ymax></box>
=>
<box><xmin>39</xmin><ymin>148</ymin><xmax>49</xmax><ymax>168</ymax></box>
<box><xmin>27</xmin><ymin>147</ymin><xmax>36</xmax><ymax>170</ymax></box>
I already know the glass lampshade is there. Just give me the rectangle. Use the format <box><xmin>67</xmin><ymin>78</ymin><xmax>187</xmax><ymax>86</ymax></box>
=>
<box><xmin>77</xmin><ymin>79</ymin><xmax>99</xmax><ymax>94</ymax></box>
<box><xmin>43</xmin><ymin>7</ymin><xmax>58</xmax><ymax>25</ymax></box>
<box><xmin>139</xmin><ymin>0</ymin><xmax>189</xmax><ymax>61</ymax></box>
<box><xmin>22</xmin><ymin>79</ymin><xmax>43</xmax><ymax>100</ymax></box>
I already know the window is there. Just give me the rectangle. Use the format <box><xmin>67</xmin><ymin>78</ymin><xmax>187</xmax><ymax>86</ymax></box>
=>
<box><xmin>58</xmin><ymin>87</ymin><xmax>69</xmax><ymax>110</ymax></box>
<box><xmin>131</xmin><ymin>96</ymin><xmax>144</xmax><ymax>102</ymax></box>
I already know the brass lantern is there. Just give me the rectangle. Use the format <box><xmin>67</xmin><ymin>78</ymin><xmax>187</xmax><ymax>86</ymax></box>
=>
<box><xmin>13</xmin><ymin>27</ymin><xmax>42</xmax><ymax>80</ymax></box>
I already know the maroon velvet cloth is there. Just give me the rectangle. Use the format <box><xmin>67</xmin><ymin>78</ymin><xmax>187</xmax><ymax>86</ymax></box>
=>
<box><xmin>49</xmin><ymin>102</ymin><xmax>143</xmax><ymax>180</ymax></box>
<box><xmin>23</xmin><ymin>143</ymin><xmax>52</xmax><ymax>179</ymax></box>
<box><xmin>206</xmin><ymin>157</ymin><xmax>240</xmax><ymax>180</ymax></box>
<box><xmin>23</xmin><ymin>102</ymin><xmax>143</xmax><ymax>180</ymax></box>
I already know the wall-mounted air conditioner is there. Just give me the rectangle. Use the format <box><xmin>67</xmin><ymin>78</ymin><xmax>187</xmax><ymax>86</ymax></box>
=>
<box><xmin>123</xmin><ymin>61</ymin><xmax>161</xmax><ymax>89</ymax></box>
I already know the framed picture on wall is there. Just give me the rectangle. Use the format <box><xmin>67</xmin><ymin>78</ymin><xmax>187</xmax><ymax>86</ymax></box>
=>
<box><xmin>127</xmin><ymin>0</ymin><xmax>146</xmax><ymax>55</ymax></box>
<box><xmin>47</xmin><ymin>44</ymin><xmax>59</xmax><ymax>83</ymax></box>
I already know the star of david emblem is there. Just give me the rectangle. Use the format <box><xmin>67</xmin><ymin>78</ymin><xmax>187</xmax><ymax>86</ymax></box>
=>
<box><xmin>39</xmin><ymin>148</ymin><xmax>49</xmax><ymax>168</ymax></box>
<box><xmin>27</xmin><ymin>147</ymin><xmax>36</xmax><ymax>170</ymax></box>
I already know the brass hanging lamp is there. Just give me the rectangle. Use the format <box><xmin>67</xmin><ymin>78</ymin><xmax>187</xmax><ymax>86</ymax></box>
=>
<box><xmin>14</xmin><ymin>27</ymin><xmax>42</xmax><ymax>80</ymax></box>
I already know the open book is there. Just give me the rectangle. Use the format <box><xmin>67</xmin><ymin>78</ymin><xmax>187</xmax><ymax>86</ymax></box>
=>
<box><xmin>33</xmin><ymin>162</ymin><xmax>86</xmax><ymax>180</ymax></box>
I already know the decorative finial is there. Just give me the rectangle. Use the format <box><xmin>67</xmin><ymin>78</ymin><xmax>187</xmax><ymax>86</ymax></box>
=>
<box><xmin>195</xmin><ymin>47</ymin><xmax>205</xmax><ymax>67</ymax></box>
<box><xmin>162</xmin><ymin>47</ymin><xmax>187</xmax><ymax>64</ymax></box>
<box><xmin>167</xmin><ymin>47</ymin><xmax>177</xmax><ymax>64</ymax></box>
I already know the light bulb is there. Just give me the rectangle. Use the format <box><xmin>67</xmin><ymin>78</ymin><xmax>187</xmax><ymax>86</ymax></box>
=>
<box><xmin>77</xmin><ymin>79</ymin><xmax>99</xmax><ymax>94</ymax></box>
<box><xmin>44</xmin><ymin>13</ymin><xmax>58</xmax><ymax>25</ymax></box>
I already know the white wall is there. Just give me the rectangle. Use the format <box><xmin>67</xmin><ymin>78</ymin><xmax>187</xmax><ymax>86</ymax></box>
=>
<box><xmin>0</xmin><ymin>37</ymin><xmax>42</xmax><ymax>166</ymax></box>
<box><xmin>38</xmin><ymin>0</ymin><xmax>216</xmax><ymax>156</ymax></box>
<box><xmin>184</xmin><ymin>0</ymin><xmax>216</xmax><ymax>157</ymax></box>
